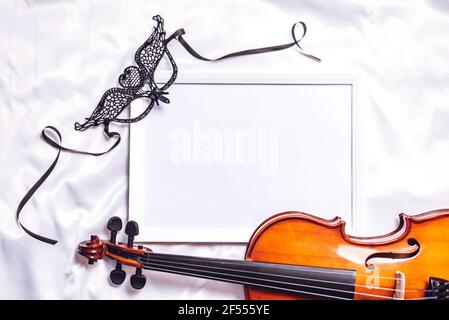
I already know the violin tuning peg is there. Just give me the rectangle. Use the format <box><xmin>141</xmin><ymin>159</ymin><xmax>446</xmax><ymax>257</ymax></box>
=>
<box><xmin>107</xmin><ymin>216</ymin><xmax>122</xmax><ymax>244</ymax></box>
<box><xmin>110</xmin><ymin>263</ymin><xmax>126</xmax><ymax>285</ymax></box>
<box><xmin>107</xmin><ymin>216</ymin><xmax>123</xmax><ymax>232</ymax></box>
<box><xmin>130</xmin><ymin>268</ymin><xmax>146</xmax><ymax>290</ymax></box>
<box><xmin>125</xmin><ymin>220</ymin><xmax>139</xmax><ymax>247</ymax></box>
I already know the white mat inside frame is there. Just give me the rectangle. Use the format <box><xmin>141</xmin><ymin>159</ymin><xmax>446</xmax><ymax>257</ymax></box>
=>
<box><xmin>129</xmin><ymin>74</ymin><xmax>361</xmax><ymax>242</ymax></box>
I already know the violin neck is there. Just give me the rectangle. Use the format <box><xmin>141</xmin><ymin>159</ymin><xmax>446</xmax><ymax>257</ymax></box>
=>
<box><xmin>140</xmin><ymin>252</ymin><xmax>356</xmax><ymax>300</ymax></box>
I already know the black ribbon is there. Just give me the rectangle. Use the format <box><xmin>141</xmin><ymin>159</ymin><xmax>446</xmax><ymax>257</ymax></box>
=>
<box><xmin>17</xmin><ymin>126</ymin><xmax>120</xmax><ymax>245</ymax></box>
<box><xmin>17</xmin><ymin>20</ymin><xmax>320</xmax><ymax>245</ymax></box>
<box><xmin>167</xmin><ymin>22</ymin><xmax>321</xmax><ymax>62</ymax></box>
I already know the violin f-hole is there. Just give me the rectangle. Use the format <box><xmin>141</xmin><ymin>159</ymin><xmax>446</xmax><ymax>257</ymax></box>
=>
<box><xmin>365</xmin><ymin>238</ymin><xmax>421</xmax><ymax>268</ymax></box>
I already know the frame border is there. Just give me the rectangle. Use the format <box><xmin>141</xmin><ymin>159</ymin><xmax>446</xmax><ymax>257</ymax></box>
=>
<box><xmin>128</xmin><ymin>72</ymin><xmax>364</xmax><ymax>243</ymax></box>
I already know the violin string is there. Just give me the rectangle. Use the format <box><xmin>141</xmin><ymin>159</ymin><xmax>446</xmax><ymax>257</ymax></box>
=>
<box><xmin>140</xmin><ymin>252</ymin><xmax>426</xmax><ymax>282</ymax></box>
<box><xmin>140</xmin><ymin>252</ymin><xmax>433</xmax><ymax>285</ymax></box>
<box><xmin>144</xmin><ymin>262</ymin><xmax>436</xmax><ymax>300</ymax></box>
<box><xmin>146</xmin><ymin>263</ymin><xmax>350</xmax><ymax>300</ymax></box>
<box><xmin>146</xmin><ymin>259</ymin><xmax>354</xmax><ymax>292</ymax></box>
<box><xmin>142</xmin><ymin>258</ymin><xmax>431</xmax><ymax>299</ymax></box>
<box><xmin>141</xmin><ymin>256</ymin><xmax>429</xmax><ymax>293</ymax></box>
<box><xmin>139</xmin><ymin>255</ymin><xmax>432</xmax><ymax>293</ymax></box>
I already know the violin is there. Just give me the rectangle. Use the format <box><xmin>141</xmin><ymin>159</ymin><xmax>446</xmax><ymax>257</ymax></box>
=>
<box><xmin>78</xmin><ymin>209</ymin><xmax>449</xmax><ymax>300</ymax></box>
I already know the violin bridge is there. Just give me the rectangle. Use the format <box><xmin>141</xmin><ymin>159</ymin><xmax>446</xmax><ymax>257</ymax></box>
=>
<box><xmin>393</xmin><ymin>271</ymin><xmax>405</xmax><ymax>300</ymax></box>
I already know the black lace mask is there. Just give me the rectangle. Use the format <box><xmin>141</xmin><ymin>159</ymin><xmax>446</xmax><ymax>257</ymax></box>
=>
<box><xmin>75</xmin><ymin>16</ymin><xmax>178</xmax><ymax>133</ymax></box>
<box><xmin>17</xmin><ymin>15</ymin><xmax>320</xmax><ymax>245</ymax></box>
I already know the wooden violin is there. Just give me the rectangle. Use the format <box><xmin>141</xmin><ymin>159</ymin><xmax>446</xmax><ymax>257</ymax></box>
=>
<box><xmin>78</xmin><ymin>209</ymin><xmax>449</xmax><ymax>300</ymax></box>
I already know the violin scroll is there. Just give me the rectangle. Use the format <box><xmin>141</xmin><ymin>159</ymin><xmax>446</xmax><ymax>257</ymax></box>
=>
<box><xmin>77</xmin><ymin>217</ymin><xmax>152</xmax><ymax>289</ymax></box>
<box><xmin>78</xmin><ymin>235</ymin><xmax>104</xmax><ymax>264</ymax></box>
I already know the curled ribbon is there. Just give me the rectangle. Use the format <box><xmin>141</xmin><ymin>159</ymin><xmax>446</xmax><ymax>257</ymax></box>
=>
<box><xmin>167</xmin><ymin>21</ymin><xmax>321</xmax><ymax>62</ymax></box>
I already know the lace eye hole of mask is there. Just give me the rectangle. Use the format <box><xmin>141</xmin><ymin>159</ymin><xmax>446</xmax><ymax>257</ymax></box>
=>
<box><xmin>16</xmin><ymin>14</ymin><xmax>321</xmax><ymax>245</ymax></box>
<box><xmin>119</xmin><ymin>66</ymin><xmax>144</xmax><ymax>89</ymax></box>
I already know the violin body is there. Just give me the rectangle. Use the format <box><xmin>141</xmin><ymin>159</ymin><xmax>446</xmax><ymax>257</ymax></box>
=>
<box><xmin>78</xmin><ymin>209</ymin><xmax>449</xmax><ymax>300</ymax></box>
<box><xmin>245</xmin><ymin>209</ymin><xmax>449</xmax><ymax>300</ymax></box>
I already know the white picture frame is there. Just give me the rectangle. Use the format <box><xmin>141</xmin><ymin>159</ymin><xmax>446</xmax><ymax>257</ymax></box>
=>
<box><xmin>128</xmin><ymin>73</ymin><xmax>363</xmax><ymax>242</ymax></box>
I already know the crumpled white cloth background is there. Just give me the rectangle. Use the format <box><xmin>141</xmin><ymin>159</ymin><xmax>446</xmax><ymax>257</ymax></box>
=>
<box><xmin>1</xmin><ymin>0</ymin><xmax>449</xmax><ymax>299</ymax></box>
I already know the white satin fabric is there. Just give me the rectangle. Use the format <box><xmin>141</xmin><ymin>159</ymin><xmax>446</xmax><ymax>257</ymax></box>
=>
<box><xmin>1</xmin><ymin>0</ymin><xmax>449</xmax><ymax>299</ymax></box>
